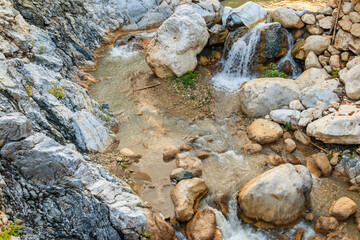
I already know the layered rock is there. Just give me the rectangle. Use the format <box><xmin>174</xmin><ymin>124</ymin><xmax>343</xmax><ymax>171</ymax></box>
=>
<box><xmin>146</xmin><ymin>5</ymin><xmax>210</xmax><ymax>78</ymax></box>
<box><xmin>237</xmin><ymin>164</ymin><xmax>312</xmax><ymax>228</ymax></box>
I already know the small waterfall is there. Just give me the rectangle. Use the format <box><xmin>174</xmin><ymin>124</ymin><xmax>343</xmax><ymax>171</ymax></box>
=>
<box><xmin>212</xmin><ymin>22</ymin><xmax>268</xmax><ymax>91</ymax></box>
<box><xmin>277</xmin><ymin>31</ymin><xmax>302</xmax><ymax>79</ymax></box>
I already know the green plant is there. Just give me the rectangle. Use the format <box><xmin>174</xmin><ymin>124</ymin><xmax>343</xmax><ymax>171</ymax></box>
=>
<box><xmin>39</xmin><ymin>45</ymin><xmax>45</xmax><ymax>55</ymax></box>
<box><xmin>0</xmin><ymin>220</ymin><xmax>21</xmax><ymax>240</ymax></box>
<box><xmin>331</xmin><ymin>70</ymin><xmax>339</xmax><ymax>79</ymax></box>
<box><xmin>119</xmin><ymin>162</ymin><xmax>128</xmax><ymax>169</ymax></box>
<box><xmin>170</xmin><ymin>71</ymin><xmax>197</xmax><ymax>89</ymax></box>
<box><xmin>100</xmin><ymin>114</ymin><xmax>111</xmax><ymax>122</ymax></box>
<box><xmin>139</xmin><ymin>229</ymin><xmax>151</xmax><ymax>238</ymax></box>
<box><xmin>47</xmin><ymin>83</ymin><xmax>65</xmax><ymax>99</ymax></box>
<box><xmin>284</xmin><ymin>122</ymin><xmax>292</xmax><ymax>131</ymax></box>
<box><xmin>25</xmin><ymin>83</ymin><xmax>32</xmax><ymax>100</ymax></box>
<box><xmin>262</xmin><ymin>63</ymin><xmax>288</xmax><ymax>78</ymax></box>
<box><xmin>327</xmin><ymin>153</ymin><xmax>333</xmax><ymax>161</ymax></box>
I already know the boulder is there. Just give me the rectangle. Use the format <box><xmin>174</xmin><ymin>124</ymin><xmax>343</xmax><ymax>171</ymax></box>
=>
<box><xmin>239</xmin><ymin>78</ymin><xmax>301</xmax><ymax>117</ymax></box>
<box><xmin>186</xmin><ymin>209</ymin><xmax>217</xmax><ymax>240</ymax></box>
<box><xmin>189</xmin><ymin>0</ymin><xmax>223</xmax><ymax>26</ymax></box>
<box><xmin>312</xmin><ymin>153</ymin><xmax>332</xmax><ymax>177</ymax></box>
<box><xmin>163</xmin><ymin>145</ymin><xmax>180</xmax><ymax>160</ymax></box>
<box><xmin>343</xmin><ymin>64</ymin><xmax>360</xmax><ymax>99</ymax></box>
<box><xmin>260</xmin><ymin>23</ymin><xmax>288</xmax><ymax>59</ymax></box>
<box><xmin>0</xmin><ymin>112</ymin><xmax>32</xmax><ymax>143</ymax></box>
<box><xmin>147</xmin><ymin>214</ymin><xmax>176</xmax><ymax>240</ymax></box>
<box><xmin>329</xmin><ymin>197</ymin><xmax>358</xmax><ymax>220</ymax></box>
<box><xmin>295</xmin><ymin>68</ymin><xmax>331</xmax><ymax>89</ymax></box>
<box><xmin>315</xmin><ymin>216</ymin><xmax>338</xmax><ymax>235</ymax></box>
<box><xmin>270</xmin><ymin>109</ymin><xmax>301</xmax><ymax>125</ymax></box>
<box><xmin>146</xmin><ymin>5</ymin><xmax>209</xmax><ymax>78</ymax></box>
<box><xmin>208</xmin><ymin>24</ymin><xmax>229</xmax><ymax>46</ymax></box>
<box><xmin>176</xmin><ymin>153</ymin><xmax>202</xmax><ymax>177</ymax></box>
<box><xmin>170</xmin><ymin>178</ymin><xmax>208</xmax><ymax>222</ymax></box>
<box><xmin>247</xmin><ymin>119</ymin><xmax>283</xmax><ymax>144</ymax></box>
<box><xmin>305</xmin><ymin>51</ymin><xmax>322</xmax><ymax>69</ymax></box>
<box><xmin>307</xmin><ymin>105</ymin><xmax>360</xmax><ymax>144</ymax></box>
<box><xmin>272</xmin><ymin>8</ymin><xmax>304</xmax><ymax>29</ymax></box>
<box><xmin>299</xmin><ymin>88</ymin><xmax>340</xmax><ymax>108</ymax></box>
<box><xmin>303</xmin><ymin>36</ymin><xmax>331</xmax><ymax>55</ymax></box>
<box><xmin>237</xmin><ymin>164</ymin><xmax>312</xmax><ymax>228</ymax></box>
<box><xmin>334</xmin><ymin>29</ymin><xmax>356</xmax><ymax>51</ymax></box>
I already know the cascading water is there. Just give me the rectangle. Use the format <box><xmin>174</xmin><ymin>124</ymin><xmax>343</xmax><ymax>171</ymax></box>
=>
<box><xmin>212</xmin><ymin>22</ymin><xmax>268</xmax><ymax>91</ymax></box>
<box><xmin>277</xmin><ymin>30</ymin><xmax>302</xmax><ymax>79</ymax></box>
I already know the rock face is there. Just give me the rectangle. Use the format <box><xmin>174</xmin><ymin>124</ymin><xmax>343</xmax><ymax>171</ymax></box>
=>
<box><xmin>307</xmin><ymin>105</ymin><xmax>360</xmax><ymax>144</ymax></box>
<box><xmin>186</xmin><ymin>209</ymin><xmax>217</xmax><ymax>240</ymax></box>
<box><xmin>237</xmin><ymin>164</ymin><xmax>312</xmax><ymax>228</ymax></box>
<box><xmin>329</xmin><ymin>197</ymin><xmax>358</xmax><ymax>220</ymax></box>
<box><xmin>272</xmin><ymin>8</ymin><xmax>304</xmax><ymax>29</ymax></box>
<box><xmin>239</xmin><ymin>78</ymin><xmax>301</xmax><ymax>117</ymax></box>
<box><xmin>170</xmin><ymin>178</ymin><xmax>208</xmax><ymax>222</ymax></box>
<box><xmin>146</xmin><ymin>5</ymin><xmax>209</xmax><ymax>78</ymax></box>
<box><xmin>0</xmin><ymin>112</ymin><xmax>32</xmax><ymax>143</ymax></box>
<box><xmin>247</xmin><ymin>119</ymin><xmax>283</xmax><ymax>144</ymax></box>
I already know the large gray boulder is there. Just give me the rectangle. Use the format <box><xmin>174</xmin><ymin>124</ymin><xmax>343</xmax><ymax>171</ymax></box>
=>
<box><xmin>237</xmin><ymin>164</ymin><xmax>312</xmax><ymax>228</ymax></box>
<box><xmin>239</xmin><ymin>78</ymin><xmax>301</xmax><ymax>117</ymax></box>
<box><xmin>307</xmin><ymin>105</ymin><xmax>360</xmax><ymax>144</ymax></box>
<box><xmin>146</xmin><ymin>5</ymin><xmax>210</xmax><ymax>78</ymax></box>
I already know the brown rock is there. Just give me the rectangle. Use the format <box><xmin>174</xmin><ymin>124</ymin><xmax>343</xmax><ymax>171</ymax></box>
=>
<box><xmin>306</xmin><ymin>157</ymin><xmax>322</xmax><ymax>178</ymax></box>
<box><xmin>283</xmin><ymin>132</ymin><xmax>292</xmax><ymax>139</ymax></box>
<box><xmin>306</xmin><ymin>25</ymin><xmax>324</xmax><ymax>35</ymax></box>
<box><xmin>309</xmin><ymin>236</ymin><xmax>326</xmax><ymax>240</ymax></box>
<box><xmin>329</xmin><ymin>197</ymin><xmax>358</xmax><ymax>220</ymax></box>
<box><xmin>315</xmin><ymin>216</ymin><xmax>338</xmax><ymax>235</ymax></box>
<box><xmin>170</xmin><ymin>178</ymin><xmax>208</xmax><ymax>222</ymax></box>
<box><xmin>163</xmin><ymin>145</ymin><xmax>180</xmax><ymax>160</ymax></box>
<box><xmin>176</xmin><ymin>153</ymin><xmax>202</xmax><ymax>177</ymax></box>
<box><xmin>329</xmin><ymin>0</ymin><xmax>339</xmax><ymax>8</ymax></box>
<box><xmin>214</xmin><ymin>194</ymin><xmax>229</xmax><ymax>217</ymax></box>
<box><xmin>181</xmin><ymin>143</ymin><xmax>192</xmax><ymax>151</ymax></box>
<box><xmin>330</xmin><ymin>152</ymin><xmax>340</xmax><ymax>166</ymax></box>
<box><xmin>319</xmin><ymin>16</ymin><xmax>334</xmax><ymax>29</ymax></box>
<box><xmin>186</xmin><ymin>209</ymin><xmax>217</xmax><ymax>240</ymax></box>
<box><xmin>339</xmin><ymin>18</ymin><xmax>353</xmax><ymax>32</ymax></box>
<box><xmin>247</xmin><ymin>119</ymin><xmax>283</xmax><ymax>144</ymax></box>
<box><xmin>270</xmin><ymin>141</ymin><xmax>284</xmax><ymax>153</ymax></box>
<box><xmin>294</xmin><ymin>228</ymin><xmax>304</xmax><ymax>240</ymax></box>
<box><xmin>214</xmin><ymin>228</ymin><xmax>223</xmax><ymax>240</ymax></box>
<box><xmin>312</xmin><ymin>152</ymin><xmax>332</xmax><ymax>177</ymax></box>
<box><xmin>147</xmin><ymin>214</ymin><xmax>176</xmax><ymax>240</ymax></box>
<box><xmin>120</xmin><ymin>148</ymin><xmax>143</xmax><ymax>160</ymax></box>
<box><xmin>269</xmin><ymin>154</ymin><xmax>287</xmax><ymax>166</ymax></box>
<box><xmin>351</xmin><ymin>23</ymin><xmax>360</xmax><ymax>37</ymax></box>
<box><xmin>243</xmin><ymin>142</ymin><xmax>262</xmax><ymax>154</ymax></box>
<box><xmin>303</xmin><ymin>212</ymin><xmax>314</xmax><ymax>221</ymax></box>
<box><xmin>294</xmin><ymin>131</ymin><xmax>311</xmax><ymax>145</ymax></box>
<box><xmin>284</xmin><ymin>139</ymin><xmax>296</xmax><ymax>154</ymax></box>
<box><xmin>288</xmin><ymin>155</ymin><xmax>301</xmax><ymax>165</ymax></box>
<box><xmin>199</xmin><ymin>56</ymin><xmax>210</xmax><ymax>66</ymax></box>
<box><xmin>196</xmin><ymin>153</ymin><xmax>211</xmax><ymax>160</ymax></box>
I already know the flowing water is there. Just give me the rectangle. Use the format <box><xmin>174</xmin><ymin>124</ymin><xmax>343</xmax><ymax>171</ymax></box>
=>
<box><xmin>278</xmin><ymin>30</ymin><xmax>302</xmax><ymax>79</ymax></box>
<box><xmin>89</xmin><ymin>32</ymin><xmax>360</xmax><ymax>239</ymax></box>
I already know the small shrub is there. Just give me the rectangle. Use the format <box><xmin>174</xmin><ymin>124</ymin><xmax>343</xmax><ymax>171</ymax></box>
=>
<box><xmin>139</xmin><ymin>229</ymin><xmax>151</xmax><ymax>238</ymax></box>
<box><xmin>39</xmin><ymin>45</ymin><xmax>45</xmax><ymax>55</ymax></box>
<box><xmin>100</xmin><ymin>114</ymin><xmax>111</xmax><ymax>122</ymax></box>
<box><xmin>327</xmin><ymin>153</ymin><xmax>333</xmax><ymax>161</ymax></box>
<box><xmin>119</xmin><ymin>162</ymin><xmax>128</xmax><ymax>169</ymax></box>
<box><xmin>262</xmin><ymin>63</ymin><xmax>288</xmax><ymax>78</ymax></box>
<box><xmin>0</xmin><ymin>220</ymin><xmax>21</xmax><ymax>240</ymax></box>
<box><xmin>47</xmin><ymin>83</ymin><xmax>65</xmax><ymax>99</ymax></box>
<box><xmin>284</xmin><ymin>122</ymin><xmax>292</xmax><ymax>131</ymax></box>
<box><xmin>25</xmin><ymin>83</ymin><xmax>32</xmax><ymax>100</ymax></box>
<box><xmin>331</xmin><ymin>70</ymin><xmax>339</xmax><ymax>79</ymax></box>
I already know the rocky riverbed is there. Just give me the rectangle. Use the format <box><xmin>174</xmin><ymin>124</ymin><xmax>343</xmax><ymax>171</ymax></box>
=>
<box><xmin>1</xmin><ymin>0</ymin><xmax>360</xmax><ymax>239</ymax></box>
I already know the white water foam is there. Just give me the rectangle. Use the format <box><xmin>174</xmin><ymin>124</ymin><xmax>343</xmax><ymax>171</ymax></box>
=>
<box><xmin>212</xmin><ymin>22</ymin><xmax>268</xmax><ymax>91</ymax></box>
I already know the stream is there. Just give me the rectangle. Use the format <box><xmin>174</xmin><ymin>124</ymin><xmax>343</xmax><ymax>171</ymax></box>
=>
<box><xmin>88</xmin><ymin>31</ymin><xmax>360</xmax><ymax>239</ymax></box>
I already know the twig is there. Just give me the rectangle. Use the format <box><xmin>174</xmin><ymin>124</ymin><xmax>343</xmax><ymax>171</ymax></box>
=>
<box><xmin>331</xmin><ymin>0</ymin><xmax>343</xmax><ymax>45</ymax></box>
<box><xmin>310</xmin><ymin>141</ymin><xmax>329</xmax><ymax>154</ymax></box>
<box><xmin>133</xmin><ymin>82</ymin><xmax>161</xmax><ymax>92</ymax></box>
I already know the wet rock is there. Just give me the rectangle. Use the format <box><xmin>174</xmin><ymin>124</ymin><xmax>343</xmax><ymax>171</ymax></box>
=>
<box><xmin>186</xmin><ymin>208</ymin><xmax>217</xmax><ymax>240</ymax></box>
<box><xmin>294</xmin><ymin>131</ymin><xmax>311</xmax><ymax>145</ymax></box>
<box><xmin>181</xmin><ymin>143</ymin><xmax>192</xmax><ymax>151</ymax></box>
<box><xmin>170</xmin><ymin>178</ymin><xmax>208</xmax><ymax>222</ymax></box>
<box><xmin>315</xmin><ymin>216</ymin><xmax>338</xmax><ymax>235</ymax></box>
<box><xmin>243</xmin><ymin>142</ymin><xmax>262</xmax><ymax>154</ymax></box>
<box><xmin>312</xmin><ymin>153</ymin><xmax>332</xmax><ymax>177</ymax></box>
<box><xmin>240</xmin><ymin>78</ymin><xmax>300</xmax><ymax>117</ymax></box>
<box><xmin>170</xmin><ymin>168</ymin><xmax>194</xmax><ymax>181</ymax></box>
<box><xmin>163</xmin><ymin>145</ymin><xmax>180</xmax><ymax>161</ymax></box>
<box><xmin>307</xmin><ymin>105</ymin><xmax>360</xmax><ymax>144</ymax></box>
<box><xmin>309</xmin><ymin>236</ymin><xmax>326</xmax><ymax>240</ymax></box>
<box><xmin>247</xmin><ymin>119</ymin><xmax>283</xmax><ymax>144</ymax></box>
<box><xmin>237</xmin><ymin>164</ymin><xmax>312</xmax><ymax>228</ymax></box>
<box><xmin>260</xmin><ymin>22</ymin><xmax>288</xmax><ymax>59</ymax></box>
<box><xmin>306</xmin><ymin>156</ymin><xmax>322</xmax><ymax>178</ymax></box>
<box><xmin>209</xmin><ymin>24</ymin><xmax>229</xmax><ymax>46</ymax></box>
<box><xmin>214</xmin><ymin>194</ymin><xmax>229</xmax><ymax>216</ymax></box>
<box><xmin>284</xmin><ymin>139</ymin><xmax>296</xmax><ymax>154</ymax></box>
<box><xmin>147</xmin><ymin>214</ymin><xmax>175</xmax><ymax>240</ymax></box>
<box><xmin>329</xmin><ymin>197</ymin><xmax>358</xmax><ymax>220</ymax></box>
<box><xmin>288</xmin><ymin>155</ymin><xmax>301</xmax><ymax>165</ymax></box>
<box><xmin>294</xmin><ymin>228</ymin><xmax>304</xmax><ymax>240</ymax></box>
<box><xmin>176</xmin><ymin>153</ymin><xmax>202</xmax><ymax>177</ymax></box>
<box><xmin>0</xmin><ymin>112</ymin><xmax>32</xmax><ymax>143</ymax></box>
<box><xmin>146</xmin><ymin>5</ymin><xmax>209</xmax><ymax>78</ymax></box>
<box><xmin>268</xmin><ymin>154</ymin><xmax>287</xmax><ymax>166</ymax></box>
<box><xmin>303</xmin><ymin>212</ymin><xmax>314</xmax><ymax>221</ymax></box>
<box><xmin>272</xmin><ymin>8</ymin><xmax>304</xmax><ymax>29</ymax></box>
<box><xmin>196</xmin><ymin>153</ymin><xmax>211</xmax><ymax>160</ymax></box>
<box><xmin>269</xmin><ymin>109</ymin><xmax>301</xmax><ymax>125</ymax></box>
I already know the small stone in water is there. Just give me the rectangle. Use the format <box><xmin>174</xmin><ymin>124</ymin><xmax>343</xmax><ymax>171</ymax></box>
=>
<box><xmin>180</xmin><ymin>143</ymin><xmax>192</xmax><ymax>151</ymax></box>
<box><xmin>303</xmin><ymin>212</ymin><xmax>314</xmax><ymax>221</ymax></box>
<box><xmin>294</xmin><ymin>228</ymin><xmax>304</xmax><ymax>240</ymax></box>
<box><xmin>197</xmin><ymin>153</ymin><xmax>211</xmax><ymax>160</ymax></box>
<box><xmin>268</xmin><ymin>154</ymin><xmax>287</xmax><ymax>166</ymax></box>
